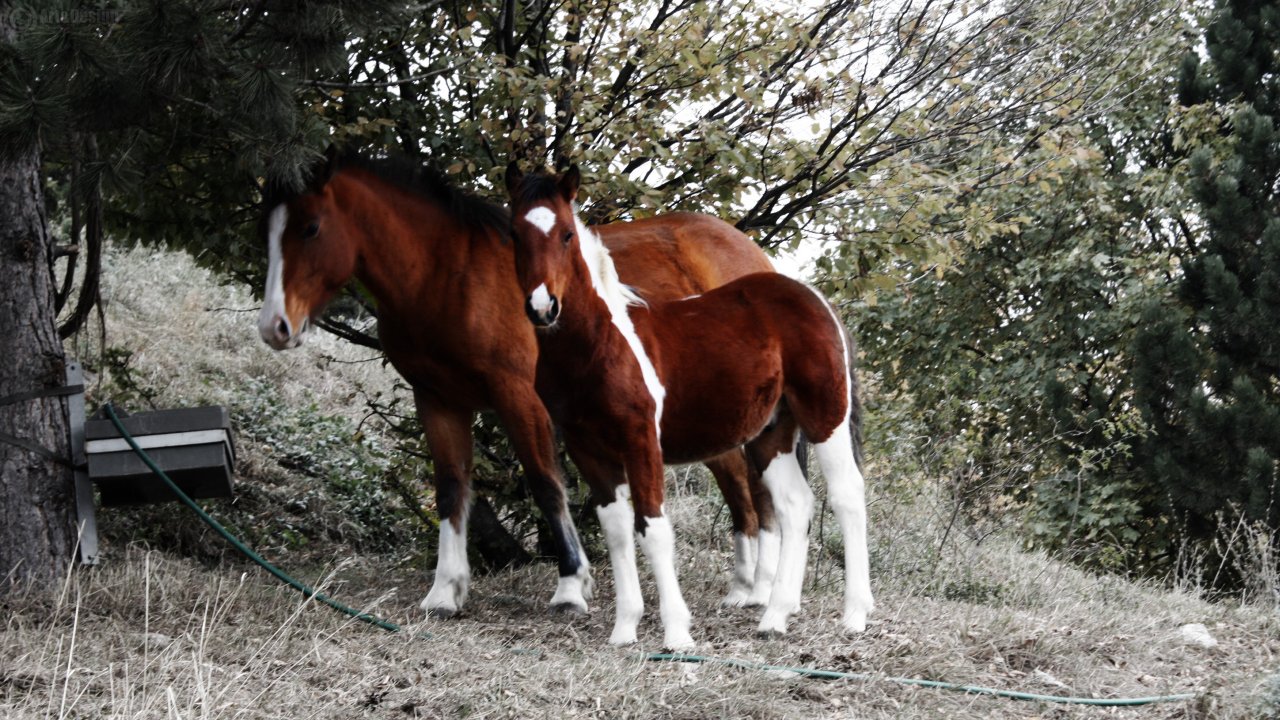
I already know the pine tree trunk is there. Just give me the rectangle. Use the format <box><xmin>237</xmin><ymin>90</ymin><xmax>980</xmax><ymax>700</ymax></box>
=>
<box><xmin>469</xmin><ymin>496</ymin><xmax>532</xmax><ymax>571</ymax></box>
<box><xmin>0</xmin><ymin>4</ymin><xmax>78</xmax><ymax>594</ymax></box>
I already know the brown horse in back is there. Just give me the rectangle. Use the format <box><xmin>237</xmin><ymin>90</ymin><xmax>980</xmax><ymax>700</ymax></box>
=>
<box><xmin>506</xmin><ymin>165</ymin><xmax>873</xmax><ymax>649</ymax></box>
<box><xmin>254</xmin><ymin>150</ymin><xmax>775</xmax><ymax>618</ymax></box>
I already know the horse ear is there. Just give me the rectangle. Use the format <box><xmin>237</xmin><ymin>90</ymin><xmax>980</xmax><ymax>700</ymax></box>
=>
<box><xmin>505</xmin><ymin>161</ymin><xmax>524</xmax><ymax>198</ymax></box>
<box><xmin>308</xmin><ymin>144</ymin><xmax>339</xmax><ymax>191</ymax></box>
<box><xmin>558</xmin><ymin>165</ymin><xmax>581</xmax><ymax>201</ymax></box>
<box><xmin>322</xmin><ymin>144</ymin><xmax>340</xmax><ymax>181</ymax></box>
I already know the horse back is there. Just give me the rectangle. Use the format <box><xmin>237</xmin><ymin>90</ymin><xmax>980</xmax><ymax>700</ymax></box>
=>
<box><xmin>645</xmin><ymin>273</ymin><xmax>848</xmax><ymax>462</ymax></box>
<box><xmin>598</xmin><ymin>212</ymin><xmax>772</xmax><ymax>302</ymax></box>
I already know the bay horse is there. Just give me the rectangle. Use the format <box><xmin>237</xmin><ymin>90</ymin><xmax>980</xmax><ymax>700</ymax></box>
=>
<box><xmin>254</xmin><ymin>149</ymin><xmax>777</xmax><ymax>619</ymax></box>
<box><xmin>505</xmin><ymin>164</ymin><xmax>873</xmax><ymax>648</ymax></box>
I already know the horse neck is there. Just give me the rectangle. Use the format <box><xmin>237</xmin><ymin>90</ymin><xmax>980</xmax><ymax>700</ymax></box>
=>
<box><xmin>547</xmin><ymin>221</ymin><xmax>648</xmax><ymax>363</ymax></box>
<box><xmin>332</xmin><ymin>171</ymin><xmax>487</xmax><ymax>313</ymax></box>
<box><xmin>573</xmin><ymin>217</ymin><xmax>645</xmax><ymax>320</ymax></box>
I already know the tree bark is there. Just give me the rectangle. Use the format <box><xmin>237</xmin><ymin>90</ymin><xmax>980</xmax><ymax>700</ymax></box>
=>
<box><xmin>0</xmin><ymin>4</ymin><xmax>78</xmax><ymax>595</ymax></box>
<box><xmin>469</xmin><ymin>496</ymin><xmax>532</xmax><ymax>571</ymax></box>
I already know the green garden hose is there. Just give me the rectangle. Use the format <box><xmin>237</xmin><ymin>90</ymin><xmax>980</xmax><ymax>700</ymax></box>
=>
<box><xmin>642</xmin><ymin>653</ymin><xmax>1196</xmax><ymax>706</ymax></box>
<box><xmin>103</xmin><ymin>403</ymin><xmax>401</xmax><ymax>633</ymax></box>
<box><xmin>102</xmin><ymin>402</ymin><xmax>1197</xmax><ymax>708</ymax></box>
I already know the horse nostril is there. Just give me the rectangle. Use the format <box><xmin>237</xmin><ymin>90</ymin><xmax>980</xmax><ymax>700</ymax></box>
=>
<box><xmin>525</xmin><ymin>295</ymin><xmax>560</xmax><ymax>327</ymax></box>
<box><xmin>275</xmin><ymin>318</ymin><xmax>290</xmax><ymax>339</ymax></box>
<box><xmin>525</xmin><ymin>298</ymin><xmax>543</xmax><ymax>326</ymax></box>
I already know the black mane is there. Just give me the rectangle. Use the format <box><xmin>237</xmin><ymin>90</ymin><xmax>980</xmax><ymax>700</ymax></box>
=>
<box><xmin>262</xmin><ymin>150</ymin><xmax>512</xmax><ymax>240</ymax></box>
<box><xmin>512</xmin><ymin>170</ymin><xmax>563</xmax><ymax>207</ymax></box>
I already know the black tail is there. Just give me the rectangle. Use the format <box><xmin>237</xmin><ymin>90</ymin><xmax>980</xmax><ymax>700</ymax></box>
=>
<box><xmin>849</xmin><ymin>359</ymin><xmax>865</xmax><ymax>471</ymax></box>
<box><xmin>839</xmin><ymin>321</ymin><xmax>865</xmax><ymax>472</ymax></box>
<box><xmin>796</xmin><ymin>432</ymin><xmax>811</xmax><ymax>481</ymax></box>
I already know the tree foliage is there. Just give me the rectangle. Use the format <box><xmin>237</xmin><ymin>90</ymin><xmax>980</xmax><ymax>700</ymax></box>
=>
<box><xmin>842</xmin><ymin>0</ymin><xmax>1203</xmax><ymax>573</ymax></box>
<box><xmin>4</xmin><ymin>0</ymin><xmax>1182</xmax><ymax>281</ymax></box>
<box><xmin>1128</xmin><ymin>0</ymin><xmax>1280</xmax><ymax>555</ymax></box>
<box><xmin>0</xmin><ymin>0</ymin><xmax>402</xmax><ymax>293</ymax></box>
<box><xmin>854</xmin><ymin>0</ymin><xmax>1280</xmax><ymax>585</ymax></box>
<box><xmin>2</xmin><ymin>0</ymin><xmax>1239</xmax><ymax>578</ymax></box>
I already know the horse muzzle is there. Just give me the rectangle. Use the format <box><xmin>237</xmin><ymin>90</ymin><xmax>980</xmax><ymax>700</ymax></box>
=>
<box><xmin>259</xmin><ymin>312</ymin><xmax>310</xmax><ymax>350</ymax></box>
<box><xmin>525</xmin><ymin>288</ymin><xmax>560</xmax><ymax>328</ymax></box>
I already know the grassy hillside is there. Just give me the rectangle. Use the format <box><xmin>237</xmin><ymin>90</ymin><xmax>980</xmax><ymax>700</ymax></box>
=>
<box><xmin>2</xmin><ymin>245</ymin><xmax>1277</xmax><ymax>719</ymax></box>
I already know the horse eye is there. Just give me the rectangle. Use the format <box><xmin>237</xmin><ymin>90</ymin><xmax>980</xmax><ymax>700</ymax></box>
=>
<box><xmin>302</xmin><ymin>222</ymin><xmax>320</xmax><ymax>239</ymax></box>
<box><xmin>562</xmin><ymin>230</ymin><xmax>574</xmax><ymax>245</ymax></box>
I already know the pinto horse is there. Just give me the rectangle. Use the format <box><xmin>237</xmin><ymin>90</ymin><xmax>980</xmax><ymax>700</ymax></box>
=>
<box><xmin>505</xmin><ymin>164</ymin><xmax>873</xmax><ymax>648</ymax></box>
<box><xmin>254</xmin><ymin>150</ymin><xmax>776</xmax><ymax>618</ymax></box>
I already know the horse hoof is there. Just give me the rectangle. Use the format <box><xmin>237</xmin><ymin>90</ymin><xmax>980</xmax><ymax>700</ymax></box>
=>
<box><xmin>756</xmin><ymin>611</ymin><xmax>789</xmax><ymax>638</ymax></box>
<box><xmin>664</xmin><ymin>636</ymin><xmax>696</xmax><ymax>653</ymax></box>
<box><xmin>842</xmin><ymin>612</ymin><xmax>868</xmax><ymax>633</ymax></box>
<box><xmin>608</xmin><ymin>631</ymin><xmax>639</xmax><ymax>646</ymax></box>
<box><xmin>549</xmin><ymin>601</ymin><xmax>589</xmax><ymax>618</ymax></box>
<box><xmin>424</xmin><ymin>605</ymin><xmax>458</xmax><ymax>619</ymax></box>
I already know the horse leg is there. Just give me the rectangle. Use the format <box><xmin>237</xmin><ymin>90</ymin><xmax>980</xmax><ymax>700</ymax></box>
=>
<box><xmin>742</xmin><ymin>409</ymin><xmax>795</xmax><ymax>611</ymax></box>
<box><xmin>492</xmin><ymin>388</ymin><xmax>592</xmax><ymax>615</ymax></box>
<box><xmin>627</xmin><ymin>440</ymin><xmax>695</xmax><ymax>652</ymax></box>
<box><xmin>416</xmin><ymin>398</ymin><xmax>474</xmax><ymax>618</ymax></box>
<box><xmin>703</xmin><ymin>449</ymin><xmax>759</xmax><ymax>607</ymax></box>
<box><xmin>787</xmin><ymin>298</ymin><xmax>874</xmax><ymax>632</ymax></box>
<box><xmin>596</xmin><ymin>487</ymin><xmax>645</xmax><ymax>644</ymax></box>
<box><xmin>813</xmin><ymin>417</ymin><xmax>874</xmax><ymax>632</ymax></box>
<box><xmin>743</xmin><ymin>453</ymin><xmax>779</xmax><ymax>609</ymax></box>
<box><xmin>747</xmin><ymin>408</ymin><xmax>811</xmax><ymax>637</ymax></box>
<box><xmin>565</xmin><ymin>443</ymin><xmax>645</xmax><ymax>645</ymax></box>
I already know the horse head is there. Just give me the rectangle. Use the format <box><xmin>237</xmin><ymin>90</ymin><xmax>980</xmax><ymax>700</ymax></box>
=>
<box><xmin>504</xmin><ymin>162</ymin><xmax>583</xmax><ymax>329</ymax></box>
<box><xmin>257</xmin><ymin>148</ymin><xmax>360</xmax><ymax>350</ymax></box>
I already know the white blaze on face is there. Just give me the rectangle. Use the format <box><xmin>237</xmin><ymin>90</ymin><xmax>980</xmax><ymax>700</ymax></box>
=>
<box><xmin>529</xmin><ymin>283</ymin><xmax>554</xmax><ymax>315</ymax></box>
<box><xmin>257</xmin><ymin>204</ymin><xmax>289</xmax><ymax>345</ymax></box>
<box><xmin>524</xmin><ymin>206</ymin><xmax>557</xmax><ymax>236</ymax></box>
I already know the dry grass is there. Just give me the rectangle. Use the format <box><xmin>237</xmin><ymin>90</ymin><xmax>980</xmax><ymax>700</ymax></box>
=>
<box><xmin>4</xmin><ymin>245</ymin><xmax>1276</xmax><ymax>719</ymax></box>
<box><xmin>77</xmin><ymin>242</ymin><xmax>397</xmax><ymax>422</ymax></box>
<box><xmin>2</xmin><ymin>519</ymin><xmax>1276</xmax><ymax>719</ymax></box>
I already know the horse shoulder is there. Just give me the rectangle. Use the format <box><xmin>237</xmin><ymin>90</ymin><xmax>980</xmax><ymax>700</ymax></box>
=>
<box><xmin>599</xmin><ymin>213</ymin><xmax>770</xmax><ymax>302</ymax></box>
<box><xmin>663</xmin><ymin>213</ymin><xmax>771</xmax><ymax>268</ymax></box>
<box><xmin>597</xmin><ymin>224</ymin><xmax>689</xmax><ymax>301</ymax></box>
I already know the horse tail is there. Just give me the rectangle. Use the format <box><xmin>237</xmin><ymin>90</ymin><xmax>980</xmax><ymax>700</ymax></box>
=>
<box><xmin>847</xmin><ymin>348</ymin><xmax>865</xmax><ymax>472</ymax></box>
<box><xmin>804</xmin><ymin>282</ymin><xmax>865</xmax><ymax>472</ymax></box>
<box><xmin>832</xmin><ymin>306</ymin><xmax>865</xmax><ymax>473</ymax></box>
<box><xmin>796</xmin><ymin>432</ymin><xmax>811</xmax><ymax>482</ymax></box>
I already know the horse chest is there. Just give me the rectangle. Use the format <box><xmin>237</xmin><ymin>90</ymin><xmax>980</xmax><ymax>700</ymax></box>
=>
<box><xmin>381</xmin><ymin>336</ymin><xmax>499</xmax><ymax>410</ymax></box>
<box><xmin>535</xmin><ymin>341</ymin><xmax>652</xmax><ymax>424</ymax></box>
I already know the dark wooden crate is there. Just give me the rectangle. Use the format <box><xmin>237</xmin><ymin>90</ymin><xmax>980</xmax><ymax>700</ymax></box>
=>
<box><xmin>84</xmin><ymin>406</ymin><xmax>235</xmax><ymax>506</ymax></box>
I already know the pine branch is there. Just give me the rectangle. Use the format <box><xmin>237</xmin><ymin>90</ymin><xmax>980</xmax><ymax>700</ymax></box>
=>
<box><xmin>310</xmin><ymin>63</ymin><xmax>461</xmax><ymax>89</ymax></box>
<box><xmin>58</xmin><ymin>153</ymin><xmax>102</xmax><ymax>339</ymax></box>
<box><xmin>226</xmin><ymin>0</ymin><xmax>268</xmax><ymax>44</ymax></box>
<box><xmin>316</xmin><ymin>316</ymin><xmax>381</xmax><ymax>350</ymax></box>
